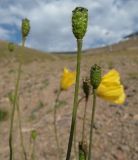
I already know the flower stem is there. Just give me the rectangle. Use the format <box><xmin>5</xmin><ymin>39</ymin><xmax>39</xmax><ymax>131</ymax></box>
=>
<box><xmin>88</xmin><ymin>89</ymin><xmax>97</xmax><ymax>160</ymax></box>
<box><xmin>73</xmin><ymin>120</ymin><xmax>78</xmax><ymax>160</ymax></box>
<box><xmin>9</xmin><ymin>37</ymin><xmax>26</xmax><ymax>160</ymax></box>
<box><xmin>53</xmin><ymin>89</ymin><xmax>62</xmax><ymax>160</ymax></box>
<box><xmin>16</xmin><ymin>97</ymin><xmax>27</xmax><ymax>160</ymax></box>
<box><xmin>66</xmin><ymin>39</ymin><xmax>83</xmax><ymax>160</ymax></box>
<box><xmin>9</xmin><ymin>62</ymin><xmax>22</xmax><ymax>160</ymax></box>
<box><xmin>31</xmin><ymin>140</ymin><xmax>35</xmax><ymax>160</ymax></box>
<box><xmin>82</xmin><ymin>98</ymin><xmax>88</xmax><ymax>144</ymax></box>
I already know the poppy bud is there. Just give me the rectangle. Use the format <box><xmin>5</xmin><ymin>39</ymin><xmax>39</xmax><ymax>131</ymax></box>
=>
<box><xmin>90</xmin><ymin>64</ymin><xmax>101</xmax><ymax>89</ymax></box>
<box><xmin>72</xmin><ymin>7</ymin><xmax>88</xmax><ymax>39</ymax></box>
<box><xmin>8</xmin><ymin>42</ymin><xmax>14</xmax><ymax>52</ymax></box>
<box><xmin>22</xmin><ymin>18</ymin><xmax>30</xmax><ymax>38</ymax></box>
<box><xmin>82</xmin><ymin>77</ymin><xmax>90</xmax><ymax>100</ymax></box>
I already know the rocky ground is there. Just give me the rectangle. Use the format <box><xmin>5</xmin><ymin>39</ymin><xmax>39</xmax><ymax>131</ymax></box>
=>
<box><xmin>0</xmin><ymin>49</ymin><xmax>138</xmax><ymax>160</ymax></box>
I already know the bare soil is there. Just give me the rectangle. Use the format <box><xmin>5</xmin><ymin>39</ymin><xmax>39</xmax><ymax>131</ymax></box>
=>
<box><xmin>0</xmin><ymin>49</ymin><xmax>138</xmax><ymax>160</ymax></box>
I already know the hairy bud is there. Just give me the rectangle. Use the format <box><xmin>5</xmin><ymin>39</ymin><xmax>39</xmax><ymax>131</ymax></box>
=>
<box><xmin>90</xmin><ymin>64</ymin><xmax>101</xmax><ymax>89</ymax></box>
<box><xmin>72</xmin><ymin>7</ymin><xmax>88</xmax><ymax>39</ymax></box>
<box><xmin>22</xmin><ymin>18</ymin><xmax>30</xmax><ymax>38</ymax></box>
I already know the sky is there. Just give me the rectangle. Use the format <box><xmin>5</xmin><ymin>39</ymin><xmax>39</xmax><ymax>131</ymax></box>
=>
<box><xmin>0</xmin><ymin>0</ymin><xmax>138</xmax><ymax>52</ymax></box>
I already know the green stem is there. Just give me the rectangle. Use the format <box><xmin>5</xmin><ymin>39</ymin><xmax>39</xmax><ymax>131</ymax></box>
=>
<box><xmin>53</xmin><ymin>89</ymin><xmax>62</xmax><ymax>160</ymax></box>
<box><xmin>31</xmin><ymin>140</ymin><xmax>35</xmax><ymax>160</ymax></box>
<box><xmin>66</xmin><ymin>39</ymin><xmax>83</xmax><ymax>160</ymax></box>
<box><xmin>73</xmin><ymin>120</ymin><xmax>78</xmax><ymax>160</ymax></box>
<box><xmin>74</xmin><ymin>96</ymin><xmax>88</xmax><ymax>160</ymax></box>
<box><xmin>16</xmin><ymin>98</ymin><xmax>27</xmax><ymax>160</ymax></box>
<box><xmin>9</xmin><ymin>37</ymin><xmax>25</xmax><ymax>160</ymax></box>
<box><xmin>82</xmin><ymin>98</ymin><xmax>88</xmax><ymax>144</ymax></box>
<box><xmin>88</xmin><ymin>89</ymin><xmax>97</xmax><ymax>160</ymax></box>
<box><xmin>9</xmin><ymin>62</ymin><xmax>22</xmax><ymax>160</ymax></box>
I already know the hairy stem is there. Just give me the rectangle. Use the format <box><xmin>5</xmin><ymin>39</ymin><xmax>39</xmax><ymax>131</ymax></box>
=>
<box><xmin>82</xmin><ymin>98</ymin><xmax>88</xmax><ymax>143</ymax></box>
<box><xmin>9</xmin><ymin>37</ymin><xmax>26</xmax><ymax>160</ymax></box>
<box><xmin>53</xmin><ymin>89</ymin><xmax>62</xmax><ymax>160</ymax></box>
<box><xmin>66</xmin><ymin>39</ymin><xmax>83</xmax><ymax>160</ymax></box>
<box><xmin>88</xmin><ymin>89</ymin><xmax>97</xmax><ymax>160</ymax></box>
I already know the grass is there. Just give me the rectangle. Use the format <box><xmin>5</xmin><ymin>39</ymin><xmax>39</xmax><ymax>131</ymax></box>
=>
<box><xmin>0</xmin><ymin>38</ymin><xmax>138</xmax><ymax>65</ymax></box>
<box><xmin>0</xmin><ymin>40</ymin><xmax>57</xmax><ymax>63</ymax></box>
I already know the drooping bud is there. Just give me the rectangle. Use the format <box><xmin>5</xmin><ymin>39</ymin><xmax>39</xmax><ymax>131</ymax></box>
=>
<box><xmin>8</xmin><ymin>42</ymin><xmax>14</xmax><ymax>52</ymax></box>
<box><xmin>90</xmin><ymin>64</ymin><xmax>101</xmax><ymax>89</ymax></box>
<box><xmin>72</xmin><ymin>7</ymin><xmax>88</xmax><ymax>39</ymax></box>
<box><xmin>79</xmin><ymin>141</ymin><xmax>87</xmax><ymax>160</ymax></box>
<box><xmin>82</xmin><ymin>77</ymin><xmax>90</xmax><ymax>100</ymax></box>
<box><xmin>21</xmin><ymin>18</ymin><xmax>30</xmax><ymax>38</ymax></box>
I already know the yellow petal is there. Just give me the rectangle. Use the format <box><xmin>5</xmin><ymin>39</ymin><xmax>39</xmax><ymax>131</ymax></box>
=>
<box><xmin>97</xmin><ymin>70</ymin><xmax>126</xmax><ymax>104</ymax></box>
<box><xmin>60</xmin><ymin>67</ymin><xmax>76</xmax><ymax>90</ymax></box>
<box><xmin>101</xmin><ymin>69</ymin><xmax>120</xmax><ymax>83</ymax></box>
<box><xmin>64</xmin><ymin>67</ymin><xmax>69</xmax><ymax>74</ymax></box>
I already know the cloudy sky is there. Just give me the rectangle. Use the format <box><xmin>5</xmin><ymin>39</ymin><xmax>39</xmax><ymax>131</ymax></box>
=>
<box><xmin>0</xmin><ymin>0</ymin><xmax>138</xmax><ymax>52</ymax></box>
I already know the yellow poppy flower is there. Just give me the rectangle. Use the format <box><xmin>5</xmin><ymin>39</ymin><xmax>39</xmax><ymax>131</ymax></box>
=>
<box><xmin>60</xmin><ymin>67</ymin><xmax>76</xmax><ymax>90</ymax></box>
<box><xmin>97</xmin><ymin>70</ymin><xmax>126</xmax><ymax>104</ymax></box>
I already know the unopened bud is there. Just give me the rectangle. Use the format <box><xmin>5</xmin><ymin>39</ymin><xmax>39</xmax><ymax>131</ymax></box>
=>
<box><xmin>82</xmin><ymin>77</ymin><xmax>90</xmax><ymax>100</ymax></box>
<box><xmin>8</xmin><ymin>42</ymin><xmax>14</xmax><ymax>52</ymax></box>
<box><xmin>22</xmin><ymin>18</ymin><xmax>30</xmax><ymax>38</ymax></box>
<box><xmin>90</xmin><ymin>64</ymin><xmax>101</xmax><ymax>89</ymax></box>
<box><xmin>72</xmin><ymin>7</ymin><xmax>88</xmax><ymax>39</ymax></box>
<box><xmin>31</xmin><ymin>130</ymin><xmax>37</xmax><ymax>140</ymax></box>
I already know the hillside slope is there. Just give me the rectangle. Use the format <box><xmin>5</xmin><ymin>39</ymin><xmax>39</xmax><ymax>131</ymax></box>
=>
<box><xmin>0</xmin><ymin>38</ymin><xmax>138</xmax><ymax>160</ymax></box>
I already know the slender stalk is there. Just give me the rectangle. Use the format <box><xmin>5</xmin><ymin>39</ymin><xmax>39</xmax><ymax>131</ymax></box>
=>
<box><xmin>53</xmin><ymin>89</ymin><xmax>62</xmax><ymax>160</ymax></box>
<box><xmin>66</xmin><ymin>39</ymin><xmax>82</xmax><ymax>160</ymax></box>
<box><xmin>9</xmin><ymin>37</ymin><xmax>26</xmax><ymax>160</ymax></box>
<box><xmin>73</xmin><ymin>120</ymin><xmax>78</xmax><ymax>160</ymax></box>
<box><xmin>17</xmin><ymin>37</ymin><xmax>27</xmax><ymax>160</ymax></box>
<box><xmin>88</xmin><ymin>89</ymin><xmax>97</xmax><ymax>160</ymax></box>
<box><xmin>78</xmin><ymin>96</ymin><xmax>85</xmax><ymax>105</ymax></box>
<box><xmin>16</xmin><ymin>97</ymin><xmax>27</xmax><ymax>160</ymax></box>
<box><xmin>28</xmin><ymin>133</ymin><xmax>32</xmax><ymax>160</ymax></box>
<box><xmin>82</xmin><ymin>98</ymin><xmax>88</xmax><ymax>144</ymax></box>
<box><xmin>31</xmin><ymin>140</ymin><xmax>35</xmax><ymax>160</ymax></box>
<box><xmin>73</xmin><ymin>96</ymin><xmax>88</xmax><ymax>160</ymax></box>
<box><xmin>9</xmin><ymin>62</ymin><xmax>22</xmax><ymax>160</ymax></box>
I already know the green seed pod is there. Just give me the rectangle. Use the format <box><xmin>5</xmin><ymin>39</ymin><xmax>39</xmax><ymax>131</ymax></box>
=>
<box><xmin>8</xmin><ymin>42</ymin><xmax>14</xmax><ymax>52</ymax></box>
<box><xmin>72</xmin><ymin>7</ymin><xmax>88</xmax><ymax>39</ymax></box>
<box><xmin>79</xmin><ymin>141</ymin><xmax>87</xmax><ymax>160</ymax></box>
<box><xmin>22</xmin><ymin>18</ymin><xmax>30</xmax><ymax>38</ymax></box>
<box><xmin>90</xmin><ymin>64</ymin><xmax>101</xmax><ymax>89</ymax></box>
<box><xmin>82</xmin><ymin>77</ymin><xmax>90</xmax><ymax>100</ymax></box>
<box><xmin>31</xmin><ymin>130</ymin><xmax>37</xmax><ymax>140</ymax></box>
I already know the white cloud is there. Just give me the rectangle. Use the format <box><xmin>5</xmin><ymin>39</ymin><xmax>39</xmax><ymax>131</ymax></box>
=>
<box><xmin>0</xmin><ymin>27</ymin><xmax>11</xmax><ymax>39</ymax></box>
<box><xmin>0</xmin><ymin>0</ymin><xmax>138</xmax><ymax>51</ymax></box>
